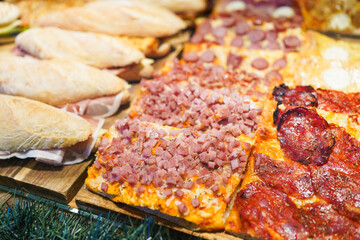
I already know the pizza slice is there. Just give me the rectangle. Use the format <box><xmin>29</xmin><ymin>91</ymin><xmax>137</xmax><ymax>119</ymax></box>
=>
<box><xmin>128</xmin><ymin>77</ymin><xmax>262</xmax><ymax>138</ymax></box>
<box><xmin>190</xmin><ymin>0</ymin><xmax>304</xmax><ymax>52</ymax></box>
<box><xmin>183</xmin><ymin>43</ymin><xmax>298</xmax><ymax>88</ymax></box>
<box><xmin>284</xmin><ymin>31</ymin><xmax>360</xmax><ymax>92</ymax></box>
<box><xmin>85</xmin><ymin>119</ymin><xmax>253</xmax><ymax>230</ymax></box>
<box><xmin>226</xmin><ymin>84</ymin><xmax>360</xmax><ymax>239</ymax></box>
<box><xmin>298</xmin><ymin>0</ymin><xmax>360</xmax><ymax>36</ymax></box>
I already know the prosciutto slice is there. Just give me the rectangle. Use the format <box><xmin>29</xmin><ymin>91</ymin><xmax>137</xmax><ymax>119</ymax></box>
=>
<box><xmin>61</xmin><ymin>91</ymin><xmax>126</xmax><ymax>118</ymax></box>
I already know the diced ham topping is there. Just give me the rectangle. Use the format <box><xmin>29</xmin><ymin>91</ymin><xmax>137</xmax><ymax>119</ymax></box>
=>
<box><xmin>177</xmin><ymin>202</ymin><xmax>188</xmax><ymax>214</ymax></box>
<box><xmin>191</xmin><ymin>198</ymin><xmax>200</xmax><ymax>208</ymax></box>
<box><xmin>175</xmin><ymin>189</ymin><xmax>184</xmax><ymax>199</ymax></box>
<box><xmin>101</xmin><ymin>182</ymin><xmax>108</xmax><ymax>192</ymax></box>
<box><xmin>163</xmin><ymin>189</ymin><xmax>173</xmax><ymax>198</ymax></box>
<box><xmin>136</xmin><ymin>185</ymin><xmax>146</xmax><ymax>196</ymax></box>
<box><xmin>94</xmin><ymin>117</ymin><xmax>250</xmax><ymax>199</ymax></box>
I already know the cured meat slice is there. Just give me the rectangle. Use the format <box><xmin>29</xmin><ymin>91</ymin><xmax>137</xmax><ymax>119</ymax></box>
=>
<box><xmin>277</xmin><ymin>107</ymin><xmax>335</xmax><ymax>165</ymax></box>
<box><xmin>316</xmin><ymin>89</ymin><xmax>360</xmax><ymax>115</ymax></box>
<box><xmin>61</xmin><ymin>91</ymin><xmax>128</xmax><ymax>118</ymax></box>
<box><xmin>273</xmin><ymin>84</ymin><xmax>317</xmax><ymax>107</ymax></box>
<box><xmin>283</xmin><ymin>35</ymin><xmax>301</xmax><ymax>49</ymax></box>
<box><xmin>231</xmin><ymin>181</ymin><xmax>309</xmax><ymax>240</ymax></box>
<box><xmin>310</xmin><ymin>125</ymin><xmax>360</xmax><ymax>221</ymax></box>
<box><xmin>295</xmin><ymin>202</ymin><xmax>360</xmax><ymax>239</ymax></box>
<box><xmin>254</xmin><ymin>153</ymin><xmax>314</xmax><ymax>199</ymax></box>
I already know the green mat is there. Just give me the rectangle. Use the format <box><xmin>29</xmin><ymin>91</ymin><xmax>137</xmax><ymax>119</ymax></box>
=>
<box><xmin>0</xmin><ymin>190</ymin><xmax>200</xmax><ymax>240</ymax></box>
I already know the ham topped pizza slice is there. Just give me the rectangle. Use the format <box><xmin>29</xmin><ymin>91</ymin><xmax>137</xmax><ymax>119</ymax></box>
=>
<box><xmin>86</xmin><ymin>119</ymin><xmax>253</xmax><ymax>230</ymax></box>
<box><xmin>129</xmin><ymin>76</ymin><xmax>262</xmax><ymax>138</ymax></box>
<box><xmin>226</xmin><ymin>84</ymin><xmax>360</xmax><ymax>239</ymax></box>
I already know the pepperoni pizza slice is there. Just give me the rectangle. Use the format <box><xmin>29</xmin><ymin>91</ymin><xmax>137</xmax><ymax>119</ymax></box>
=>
<box><xmin>226</xmin><ymin>84</ymin><xmax>360</xmax><ymax>239</ymax></box>
<box><xmin>183</xmin><ymin>44</ymin><xmax>298</xmax><ymax>88</ymax></box>
<box><xmin>190</xmin><ymin>0</ymin><xmax>304</xmax><ymax>51</ymax></box>
<box><xmin>86</xmin><ymin>119</ymin><xmax>253</xmax><ymax>230</ymax></box>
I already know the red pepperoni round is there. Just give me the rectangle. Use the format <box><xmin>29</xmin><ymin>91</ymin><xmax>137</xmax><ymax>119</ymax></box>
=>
<box><xmin>235</xmin><ymin>21</ymin><xmax>250</xmax><ymax>35</ymax></box>
<box><xmin>198</xmin><ymin>20</ymin><xmax>212</xmax><ymax>34</ymax></box>
<box><xmin>230</xmin><ymin>36</ymin><xmax>244</xmax><ymax>48</ymax></box>
<box><xmin>213</xmin><ymin>26</ymin><xmax>227</xmax><ymax>38</ymax></box>
<box><xmin>266</xmin><ymin>30</ymin><xmax>278</xmax><ymax>41</ymax></box>
<box><xmin>265</xmin><ymin>70</ymin><xmax>282</xmax><ymax>81</ymax></box>
<box><xmin>283</xmin><ymin>35</ymin><xmax>301</xmax><ymax>49</ymax></box>
<box><xmin>190</xmin><ymin>33</ymin><xmax>204</xmax><ymax>43</ymax></box>
<box><xmin>183</xmin><ymin>51</ymin><xmax>199</xmax><ymax>62</ymax></box>
<box><xmin>273</xmin><ymin>85</ymin><xmax>318</xmax><ymax>107</ymax></box>
<box><xmin>277</xmin><ymin>107</ymin><xmax>335</xmax><ymax>166</ymax></box>
<box><xmin>265</xmin><ymin>42</ymin><xmax>281</xmax><ymax>50</ymax></box>
<box><xmin>249</xmin><ymin>42</ymin><xmax>263</xmax><ymax>49</ymax></box>
<box><xmin>272</xmin><ymin>58</ymin><xmax>287</xmax><ymax>69</ymax></box>
<box><xmin>251</xmin><ymin>58</ymin><xmax>269</xmax><ymax>70</ymax></box>
<box><xmin>200</xmin><ymin>50</ymin><xmax>216</xmax><ymax>63</ymax></box>
<box><xmin>248</xmin><ymin>29</ymin><xmax>265</xmax><ymax>42</ymax></box>
<box><xmin>222</xmin><ymin>17</ymin><xmax>236</xmax><ymax>27</ymax></box>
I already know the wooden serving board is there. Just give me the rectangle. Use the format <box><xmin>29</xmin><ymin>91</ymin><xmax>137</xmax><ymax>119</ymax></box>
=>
<box><xmin>0</xmin><ymin>158</ymin><xmax>91</xmax><ymax>203</ymax></box>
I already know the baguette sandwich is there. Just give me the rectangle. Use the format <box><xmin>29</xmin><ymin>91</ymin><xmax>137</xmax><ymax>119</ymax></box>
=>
<box><xmin>0</xmin><ymin>94</ymin><xmax>103</xmax><ymax>165</ymax></box>
<box><xmin>0</xmin><ymin>55</ymin><xmax>131</xmax><ymax>118</ymax></box>
<box><xmin>14</xmin><ymin>27</ymin><xmax>145</xmax><ymax>69</ymax></box>
<box><xmin>34</xmin><ymin>0</ymin><xmax>186</xmax><ymax>38</ymax></box>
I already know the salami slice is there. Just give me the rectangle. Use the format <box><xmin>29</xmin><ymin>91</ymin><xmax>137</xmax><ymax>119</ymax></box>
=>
<box><xmin>254</xmin><ymin>153</ymin><xmax>314</xmax><ymax>199</ymax></box>
<box><xmin>235</xmin><ymin>181</ymin><xmax>309</xmax><ymax>239</ymax></box>
<box><xmin>273</xmin><ymin>84</ymin><xmax>318</xmax><ymax>107</ymax></box>
<box><xmin>277</xmin><ymin>107</ymin><xmax>335</xmax><ymax>166</ymax></box>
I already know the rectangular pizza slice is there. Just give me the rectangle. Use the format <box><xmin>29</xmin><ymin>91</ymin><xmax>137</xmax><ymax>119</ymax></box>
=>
<box><xmin>191</xmin><ymin>0</ymin><xmax>304</xmax><ymax>52</ymax></box>
<box><xmin>226</xmin><ymin>84</ymin><xmax>360</xmax><ymax>239</ymax></box>
<box><xmin>128</xmin><ymin>70</ymin><xmax>262</xmax><ymax>138</ymax></box>
<box><xmin>183</xmin><ymin>43</ymin><xmax>298</xmax><ymax>88</ymax></box>
<box><xmin>85</xmin><ymin>119</ymin><xmax>253</xmax><ymax>230</ymax></box>
<box><xmin>283</xmin><ymin>31</ymin><xmax>360</xmax><ymax>93</ymax></box>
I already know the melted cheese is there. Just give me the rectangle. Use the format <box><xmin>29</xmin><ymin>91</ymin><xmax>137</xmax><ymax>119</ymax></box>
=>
<box><xmin>272</xmin><ymin>6</ymin><xmax>295</xmax><ymax>19</ymax></box>
<box><xmin>321</xmin><ymin>46</ymin><xmax>349</xmax><ymax>61</ymax></box>
<box><xmin>225</xmin><ymin>1</ymin><xmax>245</xmax><ymax>12</ymax></box>
<box><xmin>322</xmin><ymin>67</ymin><xmax>351</xmax><ymax>90</ymax></box>
<box><xmin>329</xmin><ymin>12</ymin><xmax>351</xmax><ymax>31</ymax></box>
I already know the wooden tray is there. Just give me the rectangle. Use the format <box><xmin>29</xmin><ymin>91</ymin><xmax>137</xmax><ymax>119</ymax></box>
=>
<box><xmin>0</xmin><ymin>158</ymin><xmax>91</xmax><ymax>203</ymax></box>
